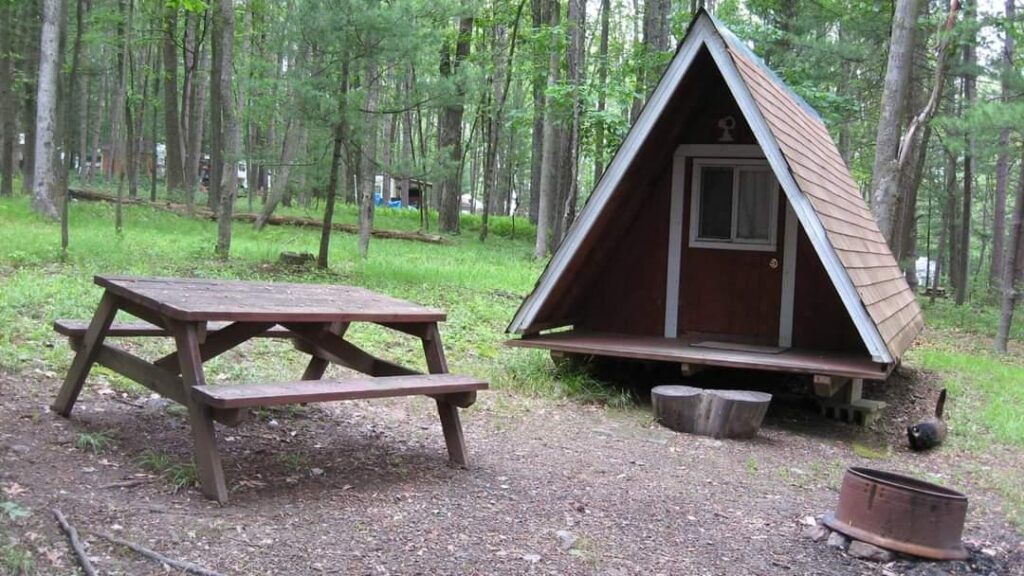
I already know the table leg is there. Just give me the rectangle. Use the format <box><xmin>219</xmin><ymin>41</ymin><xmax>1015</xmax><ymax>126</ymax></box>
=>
<box><xmin>170</xmin><ymin>321</ymin><xmax>229</xmax><ymax>504</ymax></box>
<box><xmin>53</xmin><ymin>292</ymin><xmax>119</xmax><ymax>416</ymax></box>
<box><xmin>420</xmin><ymin>323</ymin><xmax>468</xmax><ymax>467</ymax></box>
<box><xmin>300</xmin><ymin>322</ymin><xmax>348</xmax><ymax>380</ymax></box>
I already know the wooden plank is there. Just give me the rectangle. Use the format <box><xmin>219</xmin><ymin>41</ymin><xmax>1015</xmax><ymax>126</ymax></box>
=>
<box><xmin>288</xmin><ymin>325</ymin><xmax>418</xmax><ymax>377</ymax></box>
<box><xmin>192</xmin><ymin>374</ymin><xmax>488</xmax><ymax>409</ymax></box>
<box><xmin>169</xmin><ymin>321</ymin><xmax>228</xmax><ymax>504</ymax></box>
<box><xmin>508</xmin><ymin>330</ymin><xmax>888</xmax><ymax>380</ymax></box>
<box><xmin>154</xmin><ymin>321</ymin><xmax>276</xmax><ymax>371</ymax></box>
<box><xmin>301</xmin><ymin>322</ymin><xmax>348</xmax><ymax>380</ymax></box>
<box><xmin>95</xmin><ymin>275</ymin><xmax>446</xmax><ymax>323</ymax></box>
<box><xmin>52</xmin><ymin>292</ymin><xmax>119</xmax><ymax>416</ymax></box>
<box><xmin>54</xmin><ymin>319</ymin><xmax>294</xmax><ymax>339</ymax></box>
<box><xmin>85</xmin><ymin>343</ymin><xmax>242</xmax><ymax>426</ymax></box>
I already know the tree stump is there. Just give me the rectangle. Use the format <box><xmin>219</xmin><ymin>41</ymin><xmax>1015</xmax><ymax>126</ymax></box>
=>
<box><xmin>279</xmin><ymin>251</ymin><xmax>315</xmax><ymax>267</ymax></box>
<box><xmin>652</xmin><ymin>385</ymin><xmax>772</xmax><ymax>439</ymax></box>
<box><xmin>650</xmin><ymin>385</ymin><xmax>704</xmax><ymax>434</ymax></box>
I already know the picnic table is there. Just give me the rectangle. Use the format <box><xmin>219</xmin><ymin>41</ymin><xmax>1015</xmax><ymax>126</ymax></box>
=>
<box><xmin>51</xmin><ymin>275</ymin><xmax>487</xmax><ymax>504</ymax></box>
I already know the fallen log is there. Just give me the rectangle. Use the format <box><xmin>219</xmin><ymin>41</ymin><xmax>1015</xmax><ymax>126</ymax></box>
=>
<box><xmin>68</xmin><ymin>188</ymin><xmax>449</xmax><ymax>245</ymax></box>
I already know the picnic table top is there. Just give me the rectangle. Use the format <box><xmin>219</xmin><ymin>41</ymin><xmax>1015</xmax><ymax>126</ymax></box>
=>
<box><xmin>95</xmin><ymin>275</ymin><xmax>447</xmax><ymax>323</ymax></box>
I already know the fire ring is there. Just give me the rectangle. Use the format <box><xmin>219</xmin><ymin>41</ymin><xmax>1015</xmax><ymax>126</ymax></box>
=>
<box><xmin>823</xmin><ymin>467</ymin><xmax>969</xmax><ymax>560</ymax></box>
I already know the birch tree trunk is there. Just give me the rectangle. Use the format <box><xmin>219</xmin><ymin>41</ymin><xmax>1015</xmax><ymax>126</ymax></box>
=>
<box><xmin>31</xmin><ymin>0</ymin><xmax>62</xmax><ymax>219</ymax></box>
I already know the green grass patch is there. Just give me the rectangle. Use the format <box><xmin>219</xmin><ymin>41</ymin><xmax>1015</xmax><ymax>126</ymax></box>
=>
<box><xmin>75</xmin><ymin>430</ymin><xmax>114</xmax><ymax>454</ymax></box>
<box><xmin>1</xmin><ymin>545</ymin><xmax>34</xmax><ymax>575</ymax></box>
<box><xmin>909</xmin><ymin>348</ymin><xmax>1024</xmax><ymax>448</ymax></box>
<box><xmin>136</xmin><ymin>450</ymin><xmax>199</xmax><ymax>492</ymax></box>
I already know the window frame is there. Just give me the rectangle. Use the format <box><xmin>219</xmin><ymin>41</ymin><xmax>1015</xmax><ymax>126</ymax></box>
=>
<box><xmin>688</xmin><ymin>157</ymin><xmax>779</xmax><ymax>252</ymax></box>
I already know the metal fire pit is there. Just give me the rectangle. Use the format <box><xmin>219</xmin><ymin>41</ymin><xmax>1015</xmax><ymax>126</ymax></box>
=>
<box><xmin>823</xmin><ymin>467</ymin><xmax>968</xmax><ymax>560</ymax></box>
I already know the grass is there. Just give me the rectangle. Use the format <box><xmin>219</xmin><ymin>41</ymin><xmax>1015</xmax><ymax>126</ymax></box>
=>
<box><xmin>75</xmin><ymin>431</ymin><xmax>114</xmax><ymax>454</ymax></box>
<box><xmin>136</xmin><ymin>450</ymin><xmax>199</xmax><ymax>492</ymax></box>
<box><xmin>1</xmin><ymin>545</ymin><xmax>33</xmax><ymax>575</ymax></box>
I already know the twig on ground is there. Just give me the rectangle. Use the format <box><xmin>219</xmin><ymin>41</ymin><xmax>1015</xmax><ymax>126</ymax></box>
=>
<box><xmin>52</xmin><ymin>509</ymin><xmax>99</xmax><ymax>576</ymax></box>
<box><xmin>95</xmin><ymin>531</ymin><xmax>225</xmax><ymax>576</ymax></box>
<box><xmin>100</xmin><ymin>478</ymin><xmax>152</xmax><ymax>489</ymax></box>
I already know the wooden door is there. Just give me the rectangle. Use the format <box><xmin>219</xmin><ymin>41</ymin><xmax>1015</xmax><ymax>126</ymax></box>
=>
<box><xmin>677</xmin><ymin>157</ymin><xmax>786</xmax><ymax>344</ymax></box>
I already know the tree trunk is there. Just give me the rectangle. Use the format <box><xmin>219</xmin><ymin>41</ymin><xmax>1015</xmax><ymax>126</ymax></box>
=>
<box><xmin>20</xmin><ymin>1</ymin><xmax>40</xmax><ymax>196</ymax></box>
<box><xmin>31</xmin><ymin>0</ymin><xmax>62</xmax><ymax>219</ymax></box>
<box><xmin>592</xmin><ymin>0</ymin><xmax>610</xmax><ymax>185</ymax></box>
<box><xmin>0</xmin><ymin>0</ymin><xmax>16</xmax><ymax>197</ymax></box>
<box><xmin>869</xmin><ymin>0</ymin><xmax>919</xmax><ymax>242</ymax></box>
<box><xmin>317</xmin><ymin>61</ymin><xmax>349</xmax><ymax>270</ymax></box>
<box><xmin>956</xmin><ymin>3</ymin><xmax>976</xmax><ymax>306</ymax></box>
<box><xmin>528</xmin><ymin>0</ymin><xmax>546</xmax><ymax>225</ymax></box>
<box><xmin>185</xmin><ymin>20</ymin><xmax>209</xmax><ymax>199</ymax></box>
<box><xmin>162</xmin><ymin>4</ymin><xmax>185</xmax><ymax>194</ymax></box>
<box><xmin>991</xmin><ymin>0</ymin><xmax>1014</xmax><ymax>292</ymax></box>
<box><xmin>208</xmin><ymin>7</ymin><xmax>223</xmax><ymax>213</ymax></box>
<box><xmin>560</xmin><ymin>0</ymin><xmax>585</xmax><ymax>242</ymax></box>
<box><xmin>87</xmin><ymin>68</ymin><xmax>104</xmax><ymax>184</ymax></box>
<box><xmin>214</xmin><ymin>0</ymin><xmax>239</xmax><ymax>258</ymax></box>
<box><xmin>995</xmin><ymin>149</ymin><xmax>1024</xmax><ymax>353</ymax></box>
<box><xmin>438</xmin><ymin>16</ymin><xmax>473</xmax><ymax>234</ymax></box>
<box><xmin>534</xmin><ymin>0</ymin><xmax>560</xmax><ymax>259</ymax></box>
<box><xmin>399</xmin><ymin>71</ymin><xmax>415</xmax><ymax>208</ymax></box>
<box><xmin>481</xmin><ymin>21</ymin><xmax>509</xmax><ymax>241</ymax></box>
<box><xmin>255</xmin><ymin>118</ymin><xmax>301</xmax><ymax>230</ymax></box>
<box><xmin>358</xmin><ymin>52</ymin><xmax>380</xmax><ymax>259</ymax></box>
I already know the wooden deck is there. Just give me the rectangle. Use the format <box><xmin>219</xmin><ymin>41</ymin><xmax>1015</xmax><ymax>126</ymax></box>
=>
<box><xmin>506</xmin><ymin>330</ymin><xmax>889</xmax><ymax>380</ymax></box>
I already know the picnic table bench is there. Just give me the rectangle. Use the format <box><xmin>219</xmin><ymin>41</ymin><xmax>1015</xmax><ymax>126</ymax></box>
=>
<box><xmin>52</xmin><ymin>275</ymin><xmax>488</xmax><ymax>504</ymax></box>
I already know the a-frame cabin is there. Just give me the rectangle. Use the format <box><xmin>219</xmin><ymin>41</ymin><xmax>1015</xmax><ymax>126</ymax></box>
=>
<box><xmin>507</xmin><ymin>11</ymin><xmax>923</xmax><ymax>383</ymax></box>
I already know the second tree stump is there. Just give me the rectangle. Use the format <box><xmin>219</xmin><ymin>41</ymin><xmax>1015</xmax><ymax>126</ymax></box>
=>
<box><xmin>652</xmin><ymin>385</ymin><xmax>772</xmax><ymax>439</ymax></box>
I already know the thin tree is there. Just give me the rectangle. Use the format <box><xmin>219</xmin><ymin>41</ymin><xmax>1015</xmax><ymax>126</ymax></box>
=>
<box><xmin>1</xmin><ymin>2</ymin><xmax>18</xmax><ymax>197</ymax></box>
<box><xmin>214</xmin><ymin>0</ymin><xmax>240</xmax><ymax>258</ymax></box>
<box><xmin>991</xmin><ymin>0</ymin><xmax>1015</xmax><ymax>292</ymax></box>
<box><xmin>358</xmin><ymin>47</ymin><xmax>381</xmax><ymax>258</ymax></box>
<box><xmin>31</xmin><ymin>0</ymin><xmax>62</xmax><ymax>219</ymax></box>
<box><xmin>533</xmin><ymin>0</ymin><xmax>560</xmax><ymax>259</ymax></box>
<box><xmin>438</xmin><ymin>16</ymin><xmax>474</xmax><ymax>234</ymax></box>
<box><xmin>995</xmin><ymin>148</ymin><xmax>1024</xmax><ymax>353</ymax></box>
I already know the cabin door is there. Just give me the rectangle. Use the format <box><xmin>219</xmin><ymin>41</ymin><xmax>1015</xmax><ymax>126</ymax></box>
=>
<box><xmin>664</xmin><ymin>146</ymin><xmax>794</xmax><ymax>346</ymax></box>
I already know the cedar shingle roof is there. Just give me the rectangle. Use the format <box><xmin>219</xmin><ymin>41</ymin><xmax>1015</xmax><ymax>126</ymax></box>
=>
<box><xmin>722</xmin><ymin>34</ymin><xmax>923</xmax><ymax>359</ymax></box>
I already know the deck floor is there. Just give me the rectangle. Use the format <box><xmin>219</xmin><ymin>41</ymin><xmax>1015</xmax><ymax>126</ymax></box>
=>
<box><xmin>507</xmin><ymin>330</ymin><xmax>889</xmax><ymax>380</ymax></box>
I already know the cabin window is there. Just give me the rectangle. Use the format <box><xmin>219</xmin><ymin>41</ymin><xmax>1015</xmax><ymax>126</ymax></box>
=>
<box><xmin>689</xmin><ymin>158</ymin><xmax>778</xmax><ymax>251</ymax></box>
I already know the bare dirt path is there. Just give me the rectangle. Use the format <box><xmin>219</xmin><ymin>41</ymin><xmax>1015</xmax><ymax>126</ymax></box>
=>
<box><xmin>1</xmin><ymin>369</ymin><xmax>1021</xmax><ymax>575</ymax></box>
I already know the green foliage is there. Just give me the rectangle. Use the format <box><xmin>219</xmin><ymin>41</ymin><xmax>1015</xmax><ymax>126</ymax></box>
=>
<box><xmin>1</xmin><ymin>545</ymin><xmax>34</xmax><ymax>576</ymax></box>
<box><xmin>0</xmin><ymin>502</ymin><xmax>30</xmax><ymax>523</ymax></box>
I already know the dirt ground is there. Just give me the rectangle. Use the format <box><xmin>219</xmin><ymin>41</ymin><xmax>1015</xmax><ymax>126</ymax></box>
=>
<box><xmin>1</xmin><ymin>363</ymin><xmax>1022</xmax><ymax>576</ymax></box>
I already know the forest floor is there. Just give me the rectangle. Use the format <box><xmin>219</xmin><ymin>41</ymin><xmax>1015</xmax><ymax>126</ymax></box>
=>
<box><xmin>1</xmin><ymin>195</ymin><xmax>1023</xmax><ymax>575</ymax></box>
